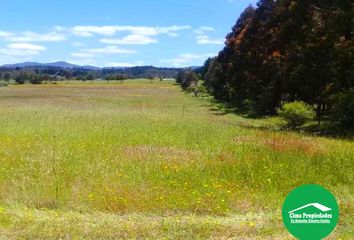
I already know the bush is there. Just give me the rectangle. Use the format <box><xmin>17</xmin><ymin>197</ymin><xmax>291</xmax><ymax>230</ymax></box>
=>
<box><xmin>15</xmin><ymin>76</ymin><xmax>26</xmax><ymax>84</ymax></box>
<box><xmin>331</xmin><ymin>90</ymin><xmax>354</xmax><ymax>128</ymax></box>
<box><xmin>187</xmin><ymin>85</ymin><xmax>207</xmax><ymax>97</ymax></box>
<box><xmin>277</xmin><ymin>101</ymin><xmax>315</xmax><ymax>129</ymax></box>
<box><xmin>176</xmin><ymin>70</ymin><xmax>198</xmax><ymax>90</ymax></box>
<box><xmin>29</xmin><ymin>77</ymin><xmax>42</xmax><ymax>84</ymax></box>
<box><xmin>0</xmin><ymin>81</ymin><xmax>10</xmax><ymax>87</ymax></box>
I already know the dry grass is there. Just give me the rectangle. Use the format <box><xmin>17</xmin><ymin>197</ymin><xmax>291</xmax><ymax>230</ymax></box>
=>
<box><xmin>234</xmin><ymin>131</ymin><xmax>326</xmax><ymax>156</ymax></box>
<box><xmin>259</xmin><ymin>132</ymin><xmax>326</xmax><ymax>156</ymax></box>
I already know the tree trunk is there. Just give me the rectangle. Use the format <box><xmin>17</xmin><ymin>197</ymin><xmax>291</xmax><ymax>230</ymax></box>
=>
<box><xmin>317</xmin><ymin>102</ymin><xmax>322</xmax><ymax>126</ymax></box>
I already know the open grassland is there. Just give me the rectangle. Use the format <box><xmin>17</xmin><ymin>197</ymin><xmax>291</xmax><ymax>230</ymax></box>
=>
<box><xmin>0</xmin><ymin>80</ymin><xmax>353</xmax><ymax>239</ymax></box>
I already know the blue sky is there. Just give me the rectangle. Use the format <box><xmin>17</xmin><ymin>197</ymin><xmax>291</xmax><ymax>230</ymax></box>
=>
<box><xmin>0</xmin><ymin>0</ymin><xmax>257</xmax><ymax>67</ymax></box>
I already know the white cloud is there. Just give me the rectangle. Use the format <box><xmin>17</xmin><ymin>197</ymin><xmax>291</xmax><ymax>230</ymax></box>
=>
<box><xmin>194</xmin><ymin>26</ymin><xmax>215</xmax><ymax>35</ymax></box>
<box><xmin>156</xmin><ymin>25</ymin><xmax>192</xmax><ymax>37</ymax></box>
<box><xmin>1</xmin><ymin>31</ymin><xmax>65</xmax><ymax>42</ymax></box>
<box><xmin>106</xmin><ymin>61</ymin><xmax>144</xmax><ymax>67</ymax></box>
<box><xmin>101</xmin><ymin>34</ymin><xmax>158</xmax><ymax>45</ymax></box>
<box><xmin>65</xmin><ymin>58</ymin><xmax>97</xmax><ymax>67</ymax></box>
<box><xmin>106</xmin><ymin>62</ymin><xmax>134</xmax><ymax>67</ymax></box>
<box><xmin>53</xmin><ymin>26</ymin><xmax>67</xmax><ymax>32</ymax></box>
<box><xmin>135</xmin><ymin>60</ymin><xmax>144</xmax><ymax>65</ymax></box>
<box><xmin>0</xmin><ymin>43</ymin><xmax>46</xmax><ymax>56</ymax></box>
<box><xmin>71</xmin><ymin>46</ymin><xmax>137</xmax><ymax>58</ymax></box>
<box><xmin>70</xmin><ymin>52</ymin><xmax>95</xmax><ymax>58</ymax></box>
<box><xmin>196</xmin><ymin>35</ymin><xmax>224</xmax><ymax>45</ymax></box>
<box><xmin>160</xmin><ymin>53</ymin><xmax>214</xmax><ymax>67</ymax></box>
<box><xmin>84</xmin><ymin>46</ymin><xmax>137</xmax><ymax>55</ymax></box>
<box><xmin>0</xmin><ymin>31</ymin><xmax>12</xmax><ymax>38</ymax></box>
<box><xmin>71</xmin><ymin>25</ymin><xmax>191</xmax><ymax>37</ymax></box>
<box><xmin>7</xmin><ymin>43</ymin><xmax>46</xmax><ymax>51</ymax></box>
<box><xmin>193</xmin><ymin>26</ymin><xmax>224</xmax><ymax>45</ymax></box>
<box><xmin>0</xmin><ymin>48</ymin><xmax>40</xmax><ymax>56</ymax></box>
<box><xmin>168</xmin><ymin>33</ymin><xmax>179</xmax><ymax>37</ymax></box>
<box><xmin>71</xmin><ymin>26</ymin><xmax>118</xmax><ymax>37</ymax></box>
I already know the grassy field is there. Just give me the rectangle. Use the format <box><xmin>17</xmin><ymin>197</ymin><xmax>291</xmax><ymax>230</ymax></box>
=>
<box><xmin>0</xmin><ymin>80</ymin><xmax>353</xmax><ymax>239</ymax></box>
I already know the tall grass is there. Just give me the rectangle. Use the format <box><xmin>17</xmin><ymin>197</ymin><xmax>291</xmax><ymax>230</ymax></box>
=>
<box><xmin>0</xmin><ymin>80</ymin><xmax>352</xmax><ymax>238</ymax></box>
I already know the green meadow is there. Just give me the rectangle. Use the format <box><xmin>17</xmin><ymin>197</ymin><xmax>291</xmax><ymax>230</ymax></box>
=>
<box><xmin>0</xmin><ymin>80</ymin><xmax>353</xmax><ymax>239</ymax></box>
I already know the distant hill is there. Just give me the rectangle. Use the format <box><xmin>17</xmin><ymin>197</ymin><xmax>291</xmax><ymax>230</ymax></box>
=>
<box><xmin>0</xmin><ymin>61</ymin><xmax>201</xmax><ymax>71</ymax></box>
<box><xmin>0</xmin><ymin>61</ymin><xmax>99</xmax><ymax>70</ymax></box>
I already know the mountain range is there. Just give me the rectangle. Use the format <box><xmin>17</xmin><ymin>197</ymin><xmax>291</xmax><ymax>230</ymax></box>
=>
<box><xmin>0</xmin><ymin>61</ymin><xmax>201</xmax><ymax>71</ymax></box>
<box><xmin>1</xmin><ymin>61</ymin><xmax>102</xmax><ymax>70</ymax></box>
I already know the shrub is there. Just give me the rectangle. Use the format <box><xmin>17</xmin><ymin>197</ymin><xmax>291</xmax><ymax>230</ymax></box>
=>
<box><xmin>176</xmin><ymin>70</ymin><xmax>198</xmax><ymax>90</ymax></box>
<box><xmin>29</xmin><ymin>77</ymin><xmax>42</xmax><ymax>84</ymax></box>
<box><xmin>187</xmin><ymin>85</ymin><xmax>207</xmax><ymax>97</ymax></box>
<box><xmin>331</xmin><ymin>89</ymin><xmax>354</xmax><ymax>128</ymax></box>
<box><xmin>15</xmin><ymin>76</ymin><xmax>26</xmax><ymax>84</ymax></box>
<box><xmin>277</xmin><ymin>101</ymin><xmax>315</xmax><ymax>129</ymax></box>
<box><xmin>0</xmin><ymin>81</ymin><xmax>10</xmax><ymax>87</ymax></box>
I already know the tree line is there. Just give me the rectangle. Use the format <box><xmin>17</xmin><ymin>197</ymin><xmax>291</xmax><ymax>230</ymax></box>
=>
<box><xmin>0</xmin><ymin>66</ymin><xmax>181</xmax><ymax>84</ymax></box>
<box><xmin>181</xmin><ymin>0</ymin><xmax>353</xmax><ymax>129</ymax></box>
